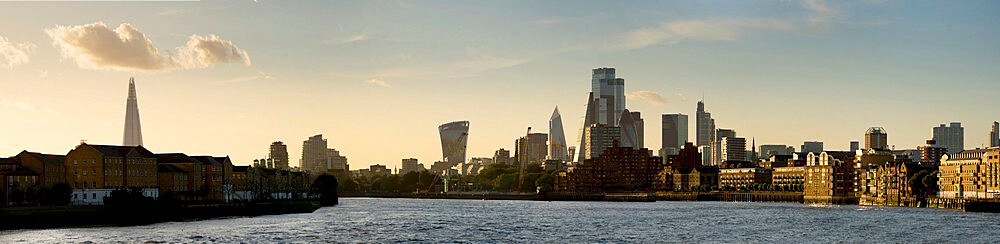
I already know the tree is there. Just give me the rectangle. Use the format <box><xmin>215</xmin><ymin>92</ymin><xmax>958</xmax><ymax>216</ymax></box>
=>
<box><xmin>922</xmin><ymin>170</ymin><xmax>939</xmax><ymax>194</ymax></box>
<box><xmin>339</xmin><ymin>177</ymin><xmax>359</xmax><ymax>194</ymax></box>
<box><xmin>908</xmin><ymin>171</ymin><xmax>928</xmax><ymax>197</ymax></box>
<box><xmin>311</xmin><ymin>174</ymin><xmax>339</xmax><ymax>206</ymax></box>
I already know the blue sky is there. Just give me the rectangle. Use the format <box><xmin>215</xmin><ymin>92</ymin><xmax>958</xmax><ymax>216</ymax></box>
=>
<box><xmin>0</xmin><ymin>0</ymin><xmax>998</xmax><ymax>169</ymax></box>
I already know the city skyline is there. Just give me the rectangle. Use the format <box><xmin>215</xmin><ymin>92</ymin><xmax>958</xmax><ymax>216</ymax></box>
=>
<box><xmin>1</xmin><ymin>1</ymin><xmax>999</xmax><ymax>170</ymax></box>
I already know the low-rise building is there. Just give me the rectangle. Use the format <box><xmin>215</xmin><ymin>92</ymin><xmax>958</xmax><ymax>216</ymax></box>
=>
<box><xmin>772</xmin><ymin>166</ymin><xmax>804</xmax><ymax>189</ymax></box>
<box><xmin>672</xmin><ymin>167</ymin><xmax>719</xmax><ymax>191</ymax></box>
<box><xmin>66</xmin><ymin>144</ymin><xmax>158</xmax><ymax>205</ymax></box>
<box><xmin>720</xmin><ymin>167</ymin><xmax>773</xmax><ymax>188</ymax></box>
<box><xmin>11</xmin><ymin>151</ymin><xmax>66</xmax><ymax>187</ymax></box>
<box><xmin>938</xmin><ymin>147</ymin><xmax>1000</xmax><ymax>199</ymax></box>
<box><xmin>804</xmin><ymin>152</ymin><xmax>856</xmax><ymax>204</ymax></box>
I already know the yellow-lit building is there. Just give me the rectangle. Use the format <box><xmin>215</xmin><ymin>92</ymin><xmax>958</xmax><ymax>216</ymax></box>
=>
<box><xmin>938</xmin><ymin>147</ymin><xmax>1000</xmax><ymax>199</ymax></box>
<box><xmin>65</xmin><ymin>143</ymin><xmax>158</xmax><ymax>205</ymax></box>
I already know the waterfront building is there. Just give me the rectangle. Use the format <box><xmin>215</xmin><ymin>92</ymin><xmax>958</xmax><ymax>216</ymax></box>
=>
<box><xmin>870</xmin><ymin>160</ymin><xmax>932</xmax><ymax>204</ymax></box>
<box><xmin>11</xmin><ymin>151</ymin><xmax>66</xmax><ymax>187</ymax></box>
<box><xmin>269</xmin><ymin>141</ymin><xmax>289</xmax><ymax>170</ymax></box>
<box><xmin>932</xmin><ymin>122</ymin><xmax>964</xmax><ymax>155</ymax></box>
<box><xmin>719</xmin><ymin>167</ymin><xmax>773</xmax><ymax>188</ymax></box>
<box><xmin>938</xmin><ymin>147</ymin><xmax>1000</xmax><ymax>199</ymax></box>
<box><xmin>439</xmin><ymin>121</ymin><xmax>470</xmax><ymax>166</ymax></box>
<box><xmin>804</xmin><ymin>152</ymin><xmax>856</xmax><ymax>204</ymax></box>
<box><xmin>515</xmin><ymin>133</ymin><xmax>548</xmax><ymax>166</ymax></box>
<box><xmin>156</xmin><ymin>164</ymin><xmax>189</xmax><ymax>196</ymax></box>
<box><xmin>66</xmin><ymin>143</ymin><xmax>158</xmax><ymax>205</ymax></box>
<box><xmin>800</xmin><ymin>141</ymin><xmax>823</xmax><ymax>154</ymax></box>
<box><xmin>155</xmin><ymin>153</ymin><xmax>205</xmax><ymax>200</ymax></box>
<box><xmin>0</xmin><ymin>164</ymin><xmax>40</xmax><ymax>207</ymax></box>
<box><xmin>582</xmin><ymin>124</ymin><xmax>621</xmax><ymax>160</ymax></box>
<box><xmin>991</xmin><ymin>122</ymin><xmax>1000</xmax><ymax>147</ymax></box>
<box><xmin>865</xmin><ymin>127</ymin><xmax>888</xmax><ymax>150</ymax></box>
<box><xmin>672</xmin><ymin>167</ymin><xmax>720</xmax><ymax>191</ymax></box>
<box><xmin>548</xmin><ymin>107</ymin><xmax>569</xmax><ymax>162</ymax></box>
<box><xmin>401</xmin><ymin>158</ymin><xmax>421</xmax><ymax>175</ymax></box>
<box><xmin>557</xmin><ymin>142</ymin><xmax>660</xmax><ymax>193</ymax></box>
<box><xmin>695</xmin><ymin>100</ymin><xmax>716</xmax><ymax>147</ymax></box>
<box><xmin>191</xmin><ymin>156</ymin><xmax>231</xmax><ymax>202</ymax></box>
<box><xmin>661</xmin><ymin>114</ymin><xmax>689</xmax><ymax>157</ymax></box>
<box><xmin>123</xmin><ymin>77</ymin><xmax>143</xmax><ymax>147</ymax></box>
<box><xmin>772</xmin><ymin>166</ymin><xmax>804</xmax><ymax>189</ymax></box>
<box><xmin>231</xmin><ymin>166</ymin><xmax>251</xmax><ymax>201</ymax></box>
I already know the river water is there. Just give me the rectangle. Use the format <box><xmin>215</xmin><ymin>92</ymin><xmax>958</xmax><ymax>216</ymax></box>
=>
<box><xmin>2</xmin><ymin>198</ymin><xmax>999</xmax><ymax>243</ymax></box>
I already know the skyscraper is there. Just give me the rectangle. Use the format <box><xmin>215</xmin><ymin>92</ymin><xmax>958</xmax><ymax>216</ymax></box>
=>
<box><xmin>720</xmin><ymin>137</ymin><xmax>747</xmax><ymax>163</ymax></box>
<box><xmin>583</xmin><ymin>124</ymin><xmax>621</xmax><ymax>160</ymax></box>
<box><xmin>630</xmin><ymin>111</ymin><xmax>644</xmax><ymax>149</ymax></box>
<box><xmin>712</xmin><ymin>128</ymin><xmax>736</xmax><ymax>165</ymax></box>
<box><xmin>439</xmin><ymin>121</ymin><xmax>470</xmax><ymax>165</ymax></box>
<box><xmin>591</xmin><ymin>68</ymin><xmax>625</xmax><ymax>125</ymax></box>
<box><xmin>618</xmin><ymin>109</ymin><xmax>639</xmax><ymax>149</ymax></box>
<box><xmin>123</xmin><ymin>77</ymin><xmax>142</xmax><ymax>146</ymax></box>
<box><xmin>661</xmin><ymin>113</ymin><xmax>689</xmax><ymax>156</ymax></box>
<box><xmin>850</xmin><ymin>141</ymin><xmax>860</xmax><ymax>152</ymax></box>
<box><xmin>548</xmin><ymin>107</ymin><xmax>568</xmax><ymax>161</ymax></box>
<box><xmin>301</xmin><ymin>135</ymin><xmax>328</xmax><ymax>173</ymax></box>
<box><xmin>801</xmin><ymin>141</ymin><xmax>824</xmax><ymax>154</ymax></box>
<box><xmin>991</xmin><ymin>121</ymin><xmax>1000</xmax><ymax>147</ymax></box>
<box><xmin>515</xmin><ymin>133</ymin><xmax>548</xmax><ymax>166</ymax></box>
<box><xmin>577</xmin><ymin>92</ymin><xmax>598</xmax><ymax>163</ymax></box>
<box><xmin>865</xmin><ymin>127</ymin><xmax>888</xmax><ymax>150</ymax></box>
<box><xmin>696</xmin><ymin>100</ymin><xmax>716</xmax><ymax>147</ymax></box>
<box><xmin>932</xmin><ymin>122</ymin><xmax>964</xmax><ymax>154</ymax></box>
<box><xmin>269</xmin><ymin>141</ymin><xmax>289</xmax><ymax>169</ymax></box>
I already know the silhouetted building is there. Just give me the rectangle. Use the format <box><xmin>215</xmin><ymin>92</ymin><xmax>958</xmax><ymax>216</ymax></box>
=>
<box><xmin>582</xmin><ymin>124</ymin><xmax>621</xmax><ymax>160</ymax></box>
<box><xmin>696</xmin><ymin>100</ymin><xmax>715</xmax><ymax>147</ymax></box>
<box><xmin>850</xmin><ymin>141</ymin><xmax>860</xmax><ymax>152</ymax></box>
<box><xmin>661</xmin><ymin>114</ymin><xmax>688</xmax><ymax>157</ymax></box>
<box><xmin>991</xmin><ymin>122</ymin><xmax>1000</xmax><ymax>147</ymax></box>
<box><xmin>618</xmin><ymin>110</ymin><xmax>640</xmax><ymax>149</ymax></box>
<box><xmin>269</xmin><ymin>141</ymin><xmax>289</xmax><ymax>170</ymax></box>
<box><xmin>301</xmin><ymin>135</ymin><xmax>328</xmax><ymax>173</ymax></box>
<box><xmin>493</xmin><ymin>149</ymin><xmax>513</xmax><ymax>166</ymax></box>
<box><xmin>800</xmin><ymin>141</ymin><xmax>823</xmax><ymax>154</ymax></box>
<box><xmin>515</xmin><ymin>133</ymin><xmax>548</xmax><ymax>166</ymax></box>
<box><xmin>933</xmin><ymin>122</ymin><xmax>964</xmax><ymax>155</ymax></box>
<box><xmin>667</xmin><ymin>142</ymin><xmax>702</xmax><ymax>171</ymax></box>
<box><xmin>865</xmin><ymin>127</ymin><xmax>888</xmax><ymax>150</ymax></box>
<box><xmin>11</xmin><ymin>151</ymin><xmax>65</xmax><ymax>187</ymax></box>
<box><xmin>557</xmin><ymin>142</ymin><xmax>660</xmax><ymax>192</ymax></box>
<box><xmin>401</xmin><ymin>158</ymin><xmax>421</xmax><ymax>174</ymax></box>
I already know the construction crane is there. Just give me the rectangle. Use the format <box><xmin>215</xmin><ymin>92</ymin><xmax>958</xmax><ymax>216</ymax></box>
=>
<box><xmin>516</xmin><ymin>127</ymin><xmax>530</xmax><ymax>193</ymax></box>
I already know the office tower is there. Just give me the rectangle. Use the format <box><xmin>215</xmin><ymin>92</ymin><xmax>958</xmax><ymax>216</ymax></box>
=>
<box><xmin>269</xmin><ymin>141</ymin><xmax>289</xmax><ymax>169</ymax></box>
<box><xmin>991</xmin><ymin>121</ymin><xmax>1000</xmax><ymax>147</ymax></box>
<box><xmin>583</xmin><ymin>124</ymin><xmax>621</xmax><ymax>160</ymax></box>
<box><xmin>630</xmin><ymin>111</ymin><xmax>644</xmax><ymax>148</ymax></box>
<box><xmin>567</xmin><ymin>146</ymin><xmax>576</xmax><ymax>163</ymax></box>
<box><xmin>865</xmin><ymin>127</ymin><xmax>888</xmax><ymax>150</ymax></box>
<box><xmin>720</xmin><ymin>137</ymin><xmax>747</xmax><ymax>163</ymax></box>
<box><xmin>932</xmin><ymin>122</ymin><xmax>964</xmax><ymax>154</ymax></box>
<box><xmin>439</xmin><ymin>121</ymin><xmax>470</xmax><ymax>166</ymax></box>
<box><xmin>401</xmin><ymin>158</ymin><xmax>420</xmax><ymax>174</ymax></box>
<box><xmin>712</xmin><ymin>129</ymin><xmax>736</xmax><ymax>165</ymax></box>
<box><xmin>548</xmin><ymin>107</ymin><xmax>568</xmax><ymax>161</ymax></box>
<box><xmin>327</xmin><ymin>148</ymin><xmax>348</xmax><ymax>171</ymax></box>
<box><xmin>493</xmin><ymin>148</ymin><xmax>512</xmax><ymax>166</ymax></box>
<box><xmin>661</xmin><ymin>114</ymin><xmax>689</xmax><ymax>156</ymax></box>
<box><xmin>123</xmin><ymin>77</ymin><xmax>143</xmax><ymax>146</ymax></box>
<box><xmin>618</xmin><ymin>110</ymin><xmax>639</xmax><ymax>149</ymax></box>
<box><xmin>301</xmin><ymin>135</ymin><xmax>328</xmax><ymax>173</ymax></box>
<box><xmin>698</xmin><ymin>146</ymin><xmax>712</xmax><ymax>166</ymax></box>
<box><xmin>515</xmin><ymin>133</ymin><xmax>548</xmax><ymax>166</ymax></box>
<box><xmin>591</xmin><ymin>67</ymin><xmax>626</xmax><ymax>125</ymax></box>
<box><xmin>577</xmin><ymin>92</ymin><xmax>599</xmax><ymax>163</ymax></box>
<box><xmin>850</xmin><ymin>141</ymin><xmax>860</xmax><ymax>152</ymax></box>
<box><xmin>801</xmin><ymin>141</ymin><xmax>824</xmax><ymax>154</ymax></box>
<box><xmin>759</xmin><ymin>145</ymin><xmax>792</xmax><ymax>157</ymax></box>
<box><xmin>696</xmin><ymin>100</ymin><xmax>716</xmax><ymax>147</ymax></box>
<box><xmin>918</xmin><ymin>140</ymin><xmax>947</xmax><ymax>163</ymax></box>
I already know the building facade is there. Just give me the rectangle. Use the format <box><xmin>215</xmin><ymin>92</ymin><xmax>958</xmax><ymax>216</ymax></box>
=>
<box><xmin>583</xmin><ymin>124</ymin><xmax>621</xmax><ymax>161</ymax></box>
<box><xmin>932</xmin><ymin>122</ymin><xmax>964</xmax><ymax>155</ymax></box>
<box><xmin>269</xmin><ymin>141</ymin><xmax>289</xmax><ymax>170</ymax></box>
<box><xmin>515</xmin><ymin>133</ymin><xmax>548</xmax><ymax>166</ymax></box>
<box><xmin>804</xmin><ymin>152</ymin><xmax>856</xmax><ymax>204</ymax></box>
<box><xmin>865</xmin><ymin>127</ymin><xmax>888</xmax><ymax>150</ymax></box>
<box><xmin>661</xmin><ymin>113</ymin><xmax>688</xmax><ymax>157</ymax></box>
<box><xmin>66</xmin><ymin>144</ymin><xmax>158</xmax><ymax>205</ymax></box>
<box><xmin>938</xmin><ymin>148</ymin><xmax>1000</xmax><ymax>199</ymax></box>
<box><xmin>801</xmin><ymin>141</ymin><xmax>823</xmax><ymax>154</ymax></box>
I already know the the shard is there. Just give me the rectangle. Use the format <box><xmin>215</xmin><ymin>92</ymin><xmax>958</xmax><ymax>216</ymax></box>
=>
<box><xmin>123</xmin><ymin>77</ymin><xmax>143</xmax><ymax>146</ymax></box>
<box><xmin>548</xmin><ymin>107</ymin><xmax>568</xmax><ymax>161</ymax></box>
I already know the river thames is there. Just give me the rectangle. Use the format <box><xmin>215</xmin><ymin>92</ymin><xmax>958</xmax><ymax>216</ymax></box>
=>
<box><xmin>2</xmin><ymin>198</ymin><xmax>999</xmax><ymax>243</ymax></box>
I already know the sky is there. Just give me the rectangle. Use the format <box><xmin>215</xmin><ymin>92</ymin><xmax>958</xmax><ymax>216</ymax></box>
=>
<box><xmin>0</xmin><ymin>0</ymin><xmax>998</xmax><ymax>170</ymax></box>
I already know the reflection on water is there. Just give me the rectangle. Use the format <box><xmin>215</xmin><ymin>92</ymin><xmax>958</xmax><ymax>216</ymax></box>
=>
<box><xmin>2</xmin><ymin>198</ymin><xmax>999</xmax><ymax>243</ymax></box>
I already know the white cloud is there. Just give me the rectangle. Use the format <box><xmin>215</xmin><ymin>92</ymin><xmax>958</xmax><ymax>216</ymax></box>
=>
<box><xmin>177</xmin><ymin>34</ymin><xmax>252</xmax><ymax>68</ymax></box>
<box><xmin>365</xmin><ymin>78</ymin><xmax>390</xmax><ymax>87</ymax></box>
<box><xmin>325</xmin><ymin>33</ymin><xmax>368</xmax><ymax>45</ymax></box>
<box><xmin>0</xmin><ymin>35</ymin><xmax>35</xmax><ymax>69</ymax></box>
<box><xmin>627</xmin><ymin>91</ymin><xmax>667</xmax><ymax>106</ymax></box>
<box><xmin>0</xmin><ymin>98</ymin><xmax>58</xmax><ymax>115</ymax></box>
<box><xmin>45</xmin><ymin>22</ymin><xmax>250</xmax><ymax>71</ymax></box>
<box><xmin>621</xmin><ymin>0</ymin><xmax>838</xmax><ymax>49</ymax></box>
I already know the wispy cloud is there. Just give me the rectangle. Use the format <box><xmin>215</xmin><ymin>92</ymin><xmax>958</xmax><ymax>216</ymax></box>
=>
<box><xmin>211</xmin><ymin>71</ymin><xmax>274</xmax><ymax>84</ymax></box>
<box><xmin>325</xmin><ymin>33</ymin><xmax>368</xmax><ymax>45</ymax></box>
<box><xmin>365</xmin><ymin>78</ymin><xmax>390</xmax><ymax>87</ymax></box>
<box><xmin>627</xmin><ymin>91</ymin><xmax>667</xmax><ymax>106</ymax></box>
<box><xmin>0</xmin><ymin>98</ymin><xmax>59</xmax><ymax>115</ymax></box>
<box><xmin>532</xmin><ymin>18</ymin><xmax>559</xmax><ymax>25</ymax></box>
<box><xmin>620</xmin><ymin>0</ymin><xmax>839</xmax><ymax>49</ymax></box>
<box><xmin>676</xmin><ymin>93</ymin><xmax>689</xmax><ymax>102</ymax></box>
<box><xmin>46</xmin><ymin>22</ymin><xmax>250</xmax><ymax>71</ymax></box>
<box><xmin>0</xmin><ymin>34</ymin><xmax>35</xmax><ymax>69</ymax></box>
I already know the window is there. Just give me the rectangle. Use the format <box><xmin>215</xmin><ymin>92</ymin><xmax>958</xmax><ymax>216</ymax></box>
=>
<box><xmin>92</xmin><ymin>182</ymin><xmax>96</xmax><ymax>188</ymax></box>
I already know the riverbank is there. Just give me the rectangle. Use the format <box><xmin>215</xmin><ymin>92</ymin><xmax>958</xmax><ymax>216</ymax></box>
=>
<box><xmin>0</xmin><ymin>200</ymin><xmax>321</xmax><ymax>230</ymax></box>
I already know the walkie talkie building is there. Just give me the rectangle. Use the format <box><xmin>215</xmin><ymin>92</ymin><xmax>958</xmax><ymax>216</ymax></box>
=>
<box><xmin>439</xmin><ymin>121</ymin><xmax>470</xmax><ymax>165</ymax></box>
